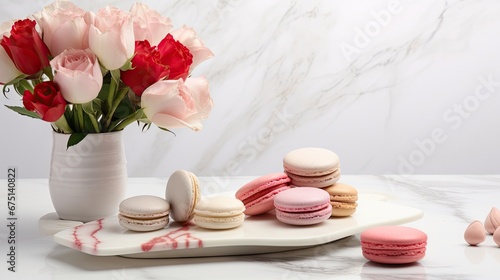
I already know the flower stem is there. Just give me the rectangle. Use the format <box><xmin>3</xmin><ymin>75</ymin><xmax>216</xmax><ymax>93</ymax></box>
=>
<box><xmin>107</xmin><ymin>78</ymin><xmax>116</xmax><ymax>109</ymax></box>
<box><xmin>113</xmin><ymin>114</ymin><xmax>137</xmax><ymax>131</ymax></box>
<box><xmin>43</xmin><ymin>66</ymin><xmax>53</xmax><ymax>81</ymax></box>
<box><xmin>103</xmin><ymin>87</ymin><xmax>129</xmax><ymax>131</ymax></box>
<box><xmin>16</xmin><ymin>80</ymin><xmax>33</xmax><ymax>96</ymax></box>
<box><xmin>75</xmin><ymin>104</ymin><xmax>84</xmax><ymax>131</ymax></box>
<box><xmin>89</xmin><ymin>113</ymin><xmax>100</xmax><ymax>132</ymax></box>
<box><xmin>52</xmin><ymin>114</ymin><xmax>73</xmax><ymax>133</ymax></box>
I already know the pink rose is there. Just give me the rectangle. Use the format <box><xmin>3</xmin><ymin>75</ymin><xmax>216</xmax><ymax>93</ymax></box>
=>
<box><xmin>50</xmin><ymin>48</ymin><xmax>102</xmax><ymax>104</ymax></box>
<box><xmin>87</xmin><ymin>6</ymin><xmax>135</xmax><ymax>70</ymax></box>
<box><xmin>184</xmin><ymin>76</ymin><xmax>213</xmax><ymax>121</ymax></box>
<box><xmin>130</xmin><ymin>3</ymin><xmax>173</xmax><ymax>46</ymax></box>
<box><xmin>0</xmin><ymin>20</ymin><xmax>21</xmax><ymax>84</ymax></box>
<box><xmin>141</xmin><ymin>77</ymin><xmax>213</xmax><ymax>131</ymax></box>
<box><xmin>33</xmin><ymin>0</ymin><xmax>89</xmax><ymax>56</ymax></box>
<box><xmin>170</xmin><ymin>26</ymin><xmax>214</xmax><ymax>70</ymax></box>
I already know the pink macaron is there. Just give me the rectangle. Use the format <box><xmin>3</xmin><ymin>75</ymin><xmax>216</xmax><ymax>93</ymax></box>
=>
<box><xmin>360</xmin><ymin>226</ymin><xmax>428</xmax><ymax>264</ymax></box>
<box><xmin>273</xmin><ymin>187</ymin><xmax>332</xmax><ymax>225</ymax></box>
<box><xmin>235</xmin><ymin>173</ymin><xmax>291</xmax><ymax>215</ymax></box>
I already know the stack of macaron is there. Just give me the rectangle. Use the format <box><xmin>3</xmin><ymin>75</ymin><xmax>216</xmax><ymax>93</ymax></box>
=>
<box><xmin>234</xmin><ymin>147</ymin><xmax>359</xmax><ymax>226</ymax></box>
<box><xmin>118</xmin><ymin>169</ymin><xmax>246</xmax><ymax>232</ymax></box>
<box><xmin>235</xmin><ymin>172</ymin><xmax>332</xmax><ymax>225</ymax></box>
<box><xmin>283</xmin><ymin>147</ymin><xmax>359</xmax><ymax>218</ymax></box>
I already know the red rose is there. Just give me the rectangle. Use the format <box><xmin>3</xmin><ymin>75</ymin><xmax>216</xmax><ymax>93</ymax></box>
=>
<box><xmin>121</xmin><ymin>41</ymin><xmax>169</xmax><ymax>96</ymax></box>
<box><xmin>157</xmin><ymin>34</ymin><xmax>192</xmax><ymax>80</ymax></box>
<box><xmin>122</xmin><ymin>35</ymin><xmax>192</xmax><ymax>96</ymax></box>
<box><xmin>23</xmin><ymin>81</ymin><xmax>67</xmax><ymax>122</ymax></box>
<box><xmin>1</xmin><ymin>19</ymin><xmax>51</xmax><ymax>75</ymax></box>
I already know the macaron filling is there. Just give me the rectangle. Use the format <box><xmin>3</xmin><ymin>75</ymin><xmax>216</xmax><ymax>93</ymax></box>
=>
<box><xmin>276</xmin><ymin>203</ymin><xmax>332</xmax><ymax>218</ymax></box>
<box><xmin>275</xmin><ymin>204</ymin><xmax>332</xmax><ymax>225</ymax></box>
<box><xmin>119</xmin><ymin>215</ymin><xmax>169</xmax><ymax>226</ymax></box>
<box><xmin>362</xmin><ymin>248</ymin><xmax>426</xmax><ymax>257</ymax></box>
<box><xmin>241</xmin><ymin>184</ymin><xmax>290</xmax><ymax>205</ymax></box>
<box><xmin>361</xmin><ymin>241</ymin><xmax>427</xmax><ymax>250</ymax></box>
<box><xmin>119</xmin><ymin>210</ymin><xmax>169</xmax><ymax>219</ymax></box>
<box><xmin>275</xmin><ymin>203</ymin><xmax>331</xmax><ymax>213</ymax></box>
<box><xmin>194</xmin><ymin>212</ymin><xmax>245</xmax><ymax>223</ymax></box>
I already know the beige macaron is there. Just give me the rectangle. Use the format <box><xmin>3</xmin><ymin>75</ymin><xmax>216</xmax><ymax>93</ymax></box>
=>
<box><xmin>322</xmin><ymin>183</ymin><xmax>358</xmax><ymax>217</ymax></box>
<box><xmin>283</xmin><ymin>147</ymin><xmax>341</xmax><ymax>187</ymax></box>
<box><xmin>194</xmin><ymin>196</ymin><xmax>245</xmax><ymax>230</ymax></box>
<box><xmin>165</xmin><ymin>170</ymin><xmax>201</xmax><ymax>223</ymax></box>
<box><xmin>118</xmin><ymin>195</ymin><xmax>170</xmax><ymax>232</ymax></box>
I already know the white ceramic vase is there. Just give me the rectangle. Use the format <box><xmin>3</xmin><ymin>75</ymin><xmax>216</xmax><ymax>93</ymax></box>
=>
<box><xmin>48</xmin><ymin>131</ymin><xmax>127</xmax><ymax>222</ymax></box>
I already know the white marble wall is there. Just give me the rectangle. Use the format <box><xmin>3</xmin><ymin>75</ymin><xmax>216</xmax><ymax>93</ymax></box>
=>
<box><xmin>1</xmin><ymin>0</ymin><xmax>500</xmax><ymax>178</ymax></box>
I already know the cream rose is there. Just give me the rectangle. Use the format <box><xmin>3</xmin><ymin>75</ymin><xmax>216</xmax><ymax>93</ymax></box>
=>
<box><xmin>88</xmin><ymin>6</ymin><xmax>135</xmax><ymax>70</ymax></box>
<box><xmin>50</xmin><ymin>48</ymin><xmax>102</xmax><ymax>104</ymax></box>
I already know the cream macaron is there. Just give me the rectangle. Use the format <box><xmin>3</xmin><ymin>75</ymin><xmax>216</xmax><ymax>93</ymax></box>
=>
<box><xmin>118</xmin><ymin>195</ymin><xmax>170</xmax><ymax>232</ymax></box>
<box><xmin>283</xmin><ymin>147</ymin><xmax>341</xmax><ymax>187</ymax></box>
<box><xmin>165</xmin><ymin>170</ymin><xmax>201</xmax><ymax>223</ymax></box>
<box><xmin>194</xmin><ymin>196</ymin><xmax>245</xmax><ymax>230</ymax></box>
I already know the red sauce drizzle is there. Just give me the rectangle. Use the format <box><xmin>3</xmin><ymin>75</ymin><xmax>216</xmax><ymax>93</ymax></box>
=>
<box><xmin>141</xmin><ymin>225</ymin><xmax>203</xmax><ymax>252</ymax></box>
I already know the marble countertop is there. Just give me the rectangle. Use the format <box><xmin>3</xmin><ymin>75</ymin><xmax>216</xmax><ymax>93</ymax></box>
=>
<box><xmin>1</xmin><ymin>175</ymin><xmax>499</xmax><ymax>279</ymax></box>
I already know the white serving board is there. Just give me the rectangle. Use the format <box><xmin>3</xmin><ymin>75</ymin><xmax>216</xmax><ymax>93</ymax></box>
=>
<box><xmin>53</xmin><ymin>193</ymin><xmax>423</xmax><ymax>258</ymax></box>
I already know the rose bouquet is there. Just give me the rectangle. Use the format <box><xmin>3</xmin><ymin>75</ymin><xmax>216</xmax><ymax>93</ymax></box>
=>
<box><xmin>1</xmin><ymin>0</ymin><xmax>214</xmax><ymax>148</ymax></box>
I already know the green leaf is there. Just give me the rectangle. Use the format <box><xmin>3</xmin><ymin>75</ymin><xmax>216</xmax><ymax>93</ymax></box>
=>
<box><xmin>83</xmin><ymin>113</ymin><xmax>94</xmax><ymax>132</ymax></box>
<box><xmin>5</xmin><ymin>105</ymin><xmax>41</xmax><ymax>119</ymax></box>
<box><xmin>13</xmin><ymin>83</ymin><xmax>27</xmax><ymax>96</ymax></box>
<box><xmin>93</xmin><ymin>98</ymin><xmax>102</xmax><ymax>112</ymax></box>
<box><xmin>107</xmin><ymin>119</ymin><xmax>123</xmax><ymax>132</ymax></box>
<box><xmin>114</xmin><ymin>103</ymin><xmax>133</xmax><ymax>119</ymax></box>
<box><xmin>67</xmin><ymin>133</ymin><xmax>87</xmax><ymax>149</ymax></box>
<box><xmin>141</xmin><ymin>122</ymin><xmax>151</xmax><ymax>132</ymax></box>
<box><xmin>110</xmin><ymin>69</ymin><xmax>121</xmax><ymax>85</ymax></box>
<box><xmin>158</xmin><ymin>126</ymin><xmax>176</xmax><ymax>136</ymax></box>
<box><xmin>120</xmin><ymin>58</ymin><xmax>134</xmax><ymax>71</ymax></box>
<box><xmin>2</xmin><ymin>73</ymin><xmax>28</xmax><ymax>86</ymax></box>
<box><xmin>3</xmin><ymin>85</ymin><xmax>11</xmax><ymax>98</ymax></box>
<box><xmin>97</xmin><ymin>84</ymin><xmax>110</xmax><ymax>105</ymax></box>
<box><xmin>82</xmin><ymin>101</ymin><xmax>94</xmax><ymax>115</ymax></box>
<box><xmin>134</xmin><ymin>108</ymin><xmax>145</xmax><ymax>119</ymax></box>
